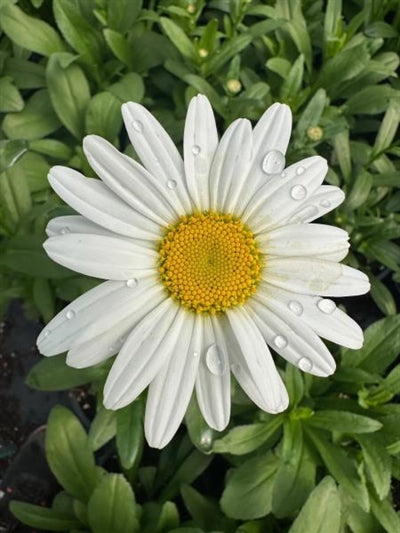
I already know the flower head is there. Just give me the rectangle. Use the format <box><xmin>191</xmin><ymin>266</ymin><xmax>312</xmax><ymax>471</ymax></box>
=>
<box><xmin>37</xmin><ymin>95</ymin><xmax>369</xmax><ymax>448</ymax></box>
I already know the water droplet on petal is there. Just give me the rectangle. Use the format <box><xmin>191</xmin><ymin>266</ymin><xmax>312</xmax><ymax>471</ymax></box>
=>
<box><xmin>317</xmin><ymin>298</ymin><xmax>336</xmax><ymax>314</ymax></box>
<box><xmin>206</xmin><ymin>343</ymin><xmax>226</xmax><ymax>375</ymax></box>
<box><xmin>66</xmin><ymin>310</ymin><xmax>75</xmax><ymax>320</ymax></box>
<box><xmin>193</xmin><ymin>350</ymin><xmax>199</xmax><ymax>358</ymax></box>
<box><xmin>274</xmin><ymin>335</ymin><xmax>288</xmax><ymax>349</ymax></box>
<box><xmin>298</xmin><ymin>357</ymin><xmax>313</xmax><ymax>372</ymax></box>
<box><xmin>166</xmin><ymin>179</ymin><xmax>177</xmax><ymax>189</ymax></box>
<box><xmin>60</xmin><ymin>227</ymin><xmax>70</xmax><ymax>235</ymax></box>
<box><xmin>296</xmin><ymin>165</ymin><xmax>305</xmax><ymax>175</ymax></box>
<box><xmin>132</xmin><ymin>120</ymin><xmax>143</xmax><ymax>132</ymax></box>
<box><xmin>290</xmin><ymin>184</ymin><xmax>307</xmax><ymax>201</ymax></box>
<box><xmin>192</xmin><ymin>145</ymin><xmax>201</xmax><ymax>155</ymax></box>
<box><xmin>261</xmin><ymin>150</ymin><xmax>285</xmax><ymax>175</ymax></box>
<box><xmin>126</xmin><ymin>278</ymin><xmax>138</xmax><ymax>288</ymax></box>
<box><xmin>288</xmin><ymin>300</ymin><xmax>303</xmax><ymax>316</ymax></box>
<box><xmin>320</xmin><ymin>199</ymin><xmax>331</xmax><ymax>208</ymax></box>
<box><xmin>43</xmin><ymin>330</ymin><xmax>51</xmax><ymax>338</ymax></box>
<box><xmin>280</xmin><ymin>171</ymin><xmax>287</xmax><ymax>178</ymax></box>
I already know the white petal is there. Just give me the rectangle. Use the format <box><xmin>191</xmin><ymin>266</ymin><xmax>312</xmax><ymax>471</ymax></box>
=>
<box><xmin>103</xmin><ymin>299</ymin><xmax>181</xmax><ymax>409</ymax></box>
<box><xmin>243</xmin><ymin>156</ymin><xmax>328</xmax><ymax>232</ymax></box>
<box><xmin>195</xmin><ymin>315</ymin><xmax>231</xmax><ymax>431</ymax></box>
<box><xmin>145</xmin><ymin>313</ymin><xmax>201</xmax><ymax>448</ymax></box>
<box><xmin>224</xmin><ymin>308</ymin><xmax>289</xmax><ymax>413</ymax></box>
<box><xmin>83</xmin><ymin>135</ymin><xmax>177</xmax><ymax>224</ymax></box>
<box><xmin>67</xmin><ymin>280</ymin><xmax>165</xmax><ymax>368</ymax></box>
<box><xmin>248</xmin><ymin>297</ymin><xmax>336</xmax><ymax>377</ymax></box>
<box><xmin>49</xmin><ymin>166</ymin><xmax>161</xmax><ymax>240</ymax></box>
<box><xmin>264</xmin><ymin>257</ymin><xmax>370</xmax><ymax>296</ymax></box>
<box><xmin>259</xmin><ymin>223</ymin><xmax>349</xmax><ymax>258</ymax></box>
<box><xmin>209</xmin><ymin>118</ymin><xmax>253</xmax><ymax>213</ymax></box>
<box><xmin>258</xmin><ymin>283</ymin><xmax>364</xmax><ymax>349</ymax></box>
<box><xmin>122</xmin><ymin>102</ymin><xmax>192</xmax><ymax>214</ymax></box>
<box><xmin>184</xmin><ymin>94</ymin><xmax>218</xmax><ymax>211</ymax></box>
<box><xmin>43</xmin><ymin>233</ymin><xmax>156</xmax><ymax>280</ymax></box>
<box><xmin>288</xmin><ymin>185</ymin><xmax>345</xmax><ymax>224</ymax></box>
<box><xmin>234</xmin><ymin>103</ymin><xmax>292</xmax><ymax>214</ymax></box>
<box><xmin>46</xmin><ymin>215</ymin><xmax>113</xmax><ymax>238</ymax></box>
<box><xmin>38</xmin><ymin>276</ymin><xmax>157</xmax><ymax>355</ymax></box>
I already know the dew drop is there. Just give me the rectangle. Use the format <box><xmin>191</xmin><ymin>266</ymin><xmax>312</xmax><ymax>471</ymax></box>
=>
<box><xmin>192</xmin><ymin>145</ymin><xmax>201</xmax><ymax>155</ymax></box>
<box><xmin>166</xmin><ymin>179</ymin><xmax>177</xmax><ymax>190</ymax></box>
<box><xmin>193</xmin><ymin>350</ymin><xmax>199</xmax><ymax>358</ymax></box>
<box><xmin>199</xmin><ymin>428</ymin><xmax>214</xmax><ymax>452</ymax></box>
<box><xmin>60</xmin><ymin>227</ymin><xmax>70</xmax><ymax>235</ymax></box>
<box><xmin>261</xmin><ymin>150</ymin><xmax>285</xmax><ymax>175</ymax></box>
<box><xmin>126</xmin><ymin>278</ymin><xmax>138</xmax><ymax>288</ymax></box>
<box><xmin>320</xmin><ymin>199</ymin><xmax>331</xmax><ymax>208</ymax></box>
<box><xmin>317</xmin><ymin>298</ymin><xmax>336</xmax><ymax>314</ymax></box>
<box><xmin>298</xmin><ymin>357</ymin><xmax>313</xmax><ymax>372</ymax></box>
<box><xmin>206</xmin><ymin>344</ymin><xmax>226</xmax><ymax>375</ymax></box>
<box><xmin>290</xmin><ymin>184</ymin><xmax>307</xmax><ymax>201</ymax></box>
<box><xmin>280</xmin><ymin>171</ymin><xmax>287</xmax><ymax>178</ymax></box>
<box><xmin>288</xmin><ymin>300</ymin><xmax>303</xmax><ymax>316</ymax></box>
<box><xmin>132</xmin><ymin>120</ymin><xmax>143</xmax><ymax>132</ymax></box>
<box><xmin>66</xmin><ymin>310</ymin><xmax>75</xmax><ymax>320</ymax></box>
<box><xmin>43</xmin><ymin>330</ymin><xmax>51</xmax><ymax>338</ymax></box>
<box><xmin>274</xmin><ymin>335</ymin><xmax>288</xmax><ymax>349</ymax></box>
<box><xmin>296</xmin><ymin>165</ymin><xmax>305</xmax><ymax>175</ymax></box>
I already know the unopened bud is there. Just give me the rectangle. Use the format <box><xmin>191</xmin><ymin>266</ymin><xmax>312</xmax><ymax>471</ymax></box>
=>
<box><xmin>198</xmin><ymin>48</ymin><xmax>209</xmax><ymax>58</ymax></box>
<box><xmin>226</xmin><ymin>78</ymin><xmax>242</xmax><ymax>94</ymax></box>
<box><xmin>187</xmin><ymin>3</ymin><xmax>196</xmax><ymax>14</ymax></box>
<box><xmin>307</xmin><ymin>125</ymin><xmax>323</xmax><ymax>141</ymax></box>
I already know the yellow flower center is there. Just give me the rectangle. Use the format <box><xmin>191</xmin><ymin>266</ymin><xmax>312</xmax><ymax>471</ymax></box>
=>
<box><xmin>158</xmin><ymin>212</ymin><xmax>262</xmax><ymax>314</ymax></box>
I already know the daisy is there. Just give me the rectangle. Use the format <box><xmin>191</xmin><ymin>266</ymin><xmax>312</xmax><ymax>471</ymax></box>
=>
<box><xmin>37</xmin><ymin>95</ymin><xmax>369</xmax><ymax>448</ymax></box>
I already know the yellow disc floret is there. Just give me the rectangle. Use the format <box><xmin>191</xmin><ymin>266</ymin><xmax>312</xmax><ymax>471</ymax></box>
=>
<box><xmin>158</xmin><ymin>211</ymin><xmax>262</xmax><ymax>314</ymax></box>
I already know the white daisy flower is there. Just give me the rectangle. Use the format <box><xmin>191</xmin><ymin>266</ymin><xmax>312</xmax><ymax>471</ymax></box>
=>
<box><xmin>37</xmin><ymin>95</ymin><xmax>370</xmax><ymax>448</ymax></box>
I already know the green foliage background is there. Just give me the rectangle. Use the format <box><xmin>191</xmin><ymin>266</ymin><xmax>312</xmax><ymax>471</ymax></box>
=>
<box><xmin>1</xmin><ymin>0</ymin><xmax>400</xmax><ymax>531</ymax></box>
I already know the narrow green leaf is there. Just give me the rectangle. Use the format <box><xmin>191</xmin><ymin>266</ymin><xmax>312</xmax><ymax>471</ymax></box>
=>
<box><xmin>3</xmin><ymin>57</ymin><xmax>46</xmax><ymax>89</ymax></box>
<box><xmin>370</xmin><ymin>495</ymin><xmax>400</xmax><ymax>533</ymax></box>
<box><xmin>46</xmin><ymin>53</ymin><xmax>91</xmax><ymax>139</ymax></box>
<box><xmin>88</xmin><ymin>407</ymin><xmax>117</xmax><ymax>452</ymax></box>
<box><xmin>295</xmin><ymin>88</ymin><xmax>327</xmax><ymax>144</ymax></box>
<box><xmin>203</xmin><ymin>34</ymin><xmax>252</xmax><ymax>74</ymax></box>
<box><xmin>107</xmin><ymin>0</ymin><xmax>142</xmax><ymax>33</ymax></box>
<box><xmin>116</xmin><ymin>401</ymin><xmax>144</xmax><ymax>469</ymax></box>
<box><xmin>345</xmin><ymin>85</ymin><xmax>400</xmax><ymax>115</ymax></box>
<box><xmin>46</xmin><ymin>406</ymin><xmax>99</xmax><ymax>501</ymax></box>
<box><xmin>0</xmin><ymin>249</ymin><xmax>70</xmax><ymax>278</ymax></box>
<box><xmin>33</xmin><ymin>278</ymin><xmax>55</xmax><ymax>322</ymax></box>
<box><xmin>372</xmin><ymin>100</ymin><xmax>400</xmax><ymax>156</ymax></box>
<box><xmin>160</xmin><ymin>17</ymin><xmax>197</xmax><ymax>62</ymax></box>
<box><xmin>53</xmin><ymin>0</ymin><xmax>103</xmax><ymax>65</ymax></box>
<box><xmin>0</xmin><ymin>4</ymin><xmax>66</xmax><ymax>55</ymax></box>
<box><xmin>0</xmin><ymin>139</ymin><xmax>28</xmax><ymax>173</ymax></box>
<box><xmin>369</xmin><ymin>274</ymin><xmax>397</xmax><ymax>316</ymax></box>
<box><xmin>103</xmin><ymin>29</ymin><xmax>133</xmax><ymax>67</ymax></box>
<box><xmin>357</xmin><ymin>435</ymin><xmax>391</xmax><ymax>500</ymax></box>
<box><xmin>280</xmin><ymin>54</ymin><xmax>304</xmax><ymax>102</ymax></box>
<box><xmin>288</xmin><ymin>477</ymin><xmax>341</xmax><ymax>533</ymax></box>
<box><xmin>363</xmin><ymin>239</ymin><xmax>400</xmax><ymax>271</ymax></box>
<box><xmin>85</xmin><ymin>92</ymin><xmax>122</xmax><ymax>141</ymax></box>
<box><xmin>9</xmin><ymin>501</ymin><xmax>81</xmax><ymax>531</ymax></box>
<box><xmin>87</xmin><ymin>474</ymin><xmax>139</xmax><ymax>533</ymax></box>
<box><xmin>306</xmin><ymin>429</ymin><xmax>369</xmax><ymax>511</ymax></box>
<box><xmin>332</xmin><ymin>129</ymin><xmax>352</xmax><ymax>181</ymax></box>
<box><xmin>213</xmin><ymin>415</ymin><xmax>284</xmax><ymax>455</ymax></box>
<box><xmin>306</xmin><ymin>410</ymin><xmax>382</xmax><ymax>434</ymax></box>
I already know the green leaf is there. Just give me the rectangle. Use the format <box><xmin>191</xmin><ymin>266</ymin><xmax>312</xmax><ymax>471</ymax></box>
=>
<box><xmin>332</xmin><ymin>129</ymin><xmax>352</xmax><ymax>181</ymax></box>
<box><xmin>85</xmin><ymin>92</ymin><xmax>122</xmax><ymax>141</ymax></box>
<box><xmin>88</xmin><ymin>407</ymin><xmax>117</xmax><ymax>452</ymax></box>
<box><xmin>116</xmin><ymin>400</ymin><xmax>144</xmax><ymax>470</ymax></box>
<box><xmin>159</xmin><ymin>17</ymin><xmax>197</xmax><ymax>62</ymax></box>
<box><xmin>345</xmin><ymin>85</ymin><xmax>400</xmax><ymax>115</ymax></box>
<box><xmin>29</xmin><ymin>139</ymin><xmax>73</xmax><ymax>161</ymax></box>
<box><xmin>280</xmin><ymin>54</ymin><xmax>304</xmax><ymax>102</ymax></box>
<box><xmin>288</xmin><ymin>477</ymin><xmax>341</xmax><ymax>533</ymax></box>
<box><xmin>3</xmin><ymin>57</ymin><xmax>46</xmax><ymax>89</ymax></box>
<box><xmin>0</xmin><ymin>249</ymin><xmax>70</xmax><ymax>278</ymax></box>
<box><xmin>107</xmin><ymin>72</ymin><xmax>144</xmax><ymax>104</ymax></box>
<box><xmin>0</xmin><ymin>77</ymin><xmax>23</xmax><ymax>112</ymax></box>
<box><xmin>203</xmin><ymin>33</ymin><xmax>252</xmax><ymax>75</ymax></box>
<box><xmin>220</xmin><ymin>453</ymin><xmax>279</xmax><ymax>519</ymax></box>
<box><xmin>87</xmin><ymin>474</ymin><xmax>139</xmax><ymax>533</ymax></box>
<box><xmin>370</xmin><ymin>495</ymin><xmax>400</xmax><ymax>533</ymax></box>
<box><xmin>0</xmin><ymin>4</ymin><xmax>66</xmax><ymax>55</ymax></box>
<box><xmin>345</xmin><ymin>171</ymin><xmax>373</xmax><ymax>210</ymax></box>
<box><xmin>103</xmin><ymin>29</ymin><xmax>134</xmax><ymax>67</ymax></box>
<box><xmin>372</xmin><ymin>100</ymin><xmax>400</xmax><ymax>156</ymax></box>
<box><xmin>107</xmin><ymin>0</ymin><xmax>142</xmax><ymax>33</ymax></box>
<box><xmin>46</xmin><ymin>53</ymin><xmax>91</xmax><ymax>139</ymax></box>
<box><xmin>369</xmin><ymin>274</ymin><xmax>397</xmax><ymax>316</ymax></box>
<box><xmin>2</xmin><ymin>89</ymin><xmax>61</xmax><ymax>140</ymax></box>
<box><xmin>323</xmin><ymin>0</ymin><xmax>344</xmax><ymax>58</ymax></box>
<box><xmin>26</xmin><ymin>354</ymin><xmax>106</xmax><ymax>391</ymax></box>
<box><xmin>46</xmin><ymin>406</ymin><xmax>100</xmax><ymax>501</ymax></box>
<box><xmin>318</xmin><ymin>44</ymin><xmax>369</xmax><ymax>94</ymax></box>
<box><xmin>181</xmin><ymin>485</ymin><xmax>226</xmax><ymax>532</ymax></box>
<box><xmin>272</xmin><ymin>421</ymin><xmax>315</xmax><ymax>518</ymax></box>
<box><xmin>185</xmin><ymin>395</ymin><xmax>216</xmax><ymax>454</ymax></box>
<box><xmin>285</xmin><ymin>364</ymin><xmax>304</xmax><ymax>406</ymax></box>
<box><xmin>9</xmin><ymin>501</ymin><xmax>81</xmax><ymax>531</ymax></box>
<box><xmin>306</xmin><ymin>410</ymin><xmax>382</xmax><ymax>434</ymax></box>
<box><xmin>5</xmin><ymin>151</ymin><xmax>50</xmax><ymax>193</ymax></box>
<box><xmin>0</xmin><ymin>139</ymin><xmax>28</xmax><ymax>173</ymax></box>
<box><xmin>213</xmin><ymin>415</ymin><xmax>284</xmax><ymax>455</ymax></box>
<box><xmin>295</xmin><ymin>88</ymin><xmax>327</xmax><ymax>144</ymax></box>
<box><xmin>306</xmin><ymin>429</ymin><xmax>369</xmax><ymax>511</ymax></box>
<box><xmin>357</xmin><ymin>435</ymin><xmax>391</xmax><ymax>500</ymax></box>
<box><xmin>342</xmin><ymin>315</ymin><xmax>400</xmax><ymax>373</ymax></box>
<box><xmin>33</xmin><ymin>278</ymin><xmax>55</xmax><ymax>322</ymax></box>
<box><xmin>363</xmin><ymin>239</ymin><xmax>400</xmax><ymax>272</ymax></box>
<box><xmin>53</xmin><ymin>0</ymin><xmax>103</xmax><ymax>65</ymax></box>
